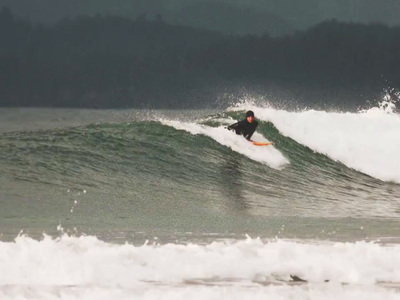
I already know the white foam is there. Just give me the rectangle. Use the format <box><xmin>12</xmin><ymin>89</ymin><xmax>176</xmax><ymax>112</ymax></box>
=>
<box><xmin>1</xmin><ymin>235</ymin><xmax>400</xmax><ymax>299</ymax></box>
<box><xmin>232</xmin><ymin>104</ymin><xmax>400</xmax><ymax>183</ymax></box>
<box><xmin>160</xmin><ymin>120</ymin><xmax>288</xmax><ymax>169</ymax></box>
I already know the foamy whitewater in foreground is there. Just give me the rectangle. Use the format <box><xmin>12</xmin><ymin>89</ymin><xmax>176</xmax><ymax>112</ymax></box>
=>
<box><xmin>160</xmin><ymin>120</ymin><xmax>289</xmax><ymax>169</ymax></box>
<box><xmin>1</xmin><ymin>235</ymin><xmax>400</xmax><ymax>299</ymax></box>
<box><xmin>230</xmin><ymin>102</ymin><xmax>400</xmax><ymax>183</ymax></box>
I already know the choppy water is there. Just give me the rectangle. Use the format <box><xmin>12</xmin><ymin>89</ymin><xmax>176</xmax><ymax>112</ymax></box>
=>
<box><xmin>1</xmin><ymin>105</ymin><xmax>400</xmax><ymax>299</ymax></box>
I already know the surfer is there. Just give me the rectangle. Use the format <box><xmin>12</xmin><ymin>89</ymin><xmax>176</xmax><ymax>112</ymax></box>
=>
<box><xmin>227</xmin><ymin>110</ymin><xmax>258</xmax><ymax>141</ymax></box>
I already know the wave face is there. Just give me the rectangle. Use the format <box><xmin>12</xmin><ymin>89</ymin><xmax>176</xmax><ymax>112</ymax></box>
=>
<box><xmin>1</xmin><ymin>107</ymin><xmax>400</xmax><ymax>237</ymax></box>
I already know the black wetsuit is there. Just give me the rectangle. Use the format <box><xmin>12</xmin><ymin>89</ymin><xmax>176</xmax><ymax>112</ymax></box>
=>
<box><xmin>227</xmin><ymin>119</ymin><xmax>258</xmax><ymax>140</ymax></box>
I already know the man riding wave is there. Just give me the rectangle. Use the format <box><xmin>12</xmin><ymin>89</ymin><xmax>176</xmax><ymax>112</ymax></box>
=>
<box><xmin>227</xmin><ymin>110</ymin><xmax>258</xmax><ymax>141</ymax></box>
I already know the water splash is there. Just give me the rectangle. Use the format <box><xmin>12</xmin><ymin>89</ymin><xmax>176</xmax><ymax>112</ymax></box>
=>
<box><xmin>359</xmin><ymin>88</ymin><xmax>400</xmax><ymax>115</ymax></box>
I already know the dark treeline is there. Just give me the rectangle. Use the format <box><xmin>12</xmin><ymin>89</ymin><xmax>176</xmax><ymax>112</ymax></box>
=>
<box><xmin>1</xmin><ymin>7</ymin><xmax>400</xmax><ymax>108</ymax></box>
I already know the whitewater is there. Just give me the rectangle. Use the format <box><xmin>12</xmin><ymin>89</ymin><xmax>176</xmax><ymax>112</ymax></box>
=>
<box><xmin>1</xmin><ymin>235</ymin><xmax>400</xmax><ymax>299</ymax></box>
<box><xmin>160</xmin><ymin>119</ymin><xmax>289</xmax><ymax>169</ymax></box>
<box><xmin>240</xmin><ymin>103</ymin><xmax>400</xmax><ymax>183</ymax></box>
<box><xmin>1</xmin><ymin>103</ymin><xmax>400</xmax><ymax>299</ymax></box>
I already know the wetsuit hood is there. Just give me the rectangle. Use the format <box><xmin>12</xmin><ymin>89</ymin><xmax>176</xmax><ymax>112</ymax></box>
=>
<box><xmin>246</xmin><ymin>110</ymin><xmax>254</xmax><ymax>117</ymax></box>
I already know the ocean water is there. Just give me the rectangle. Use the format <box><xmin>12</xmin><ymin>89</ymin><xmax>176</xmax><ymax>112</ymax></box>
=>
<box><xmin>1</xmin><ymin>103</ymin><xmax>400</xmax><ymax>299</ymax></box>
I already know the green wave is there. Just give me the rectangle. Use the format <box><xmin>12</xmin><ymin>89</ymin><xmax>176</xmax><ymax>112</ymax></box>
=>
<box><xmin>2</xmin><ymin>114</ymin><xmax>400</xmax><ymax>243</ymax></box>
<box><xmin>0</xmin><ymin>117</ymin><xmax>397</xmax><ymax>222</ymax></box>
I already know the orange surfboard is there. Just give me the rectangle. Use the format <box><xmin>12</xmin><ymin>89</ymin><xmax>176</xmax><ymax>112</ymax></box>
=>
<box><xmin>252</xmin><ymin>141</ymin><xmax>274</xmax><ymax>146</ymax></box>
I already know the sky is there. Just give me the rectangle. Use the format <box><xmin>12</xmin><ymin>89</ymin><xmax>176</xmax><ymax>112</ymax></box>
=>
<box><xmin>0</xmin><ymin>0</ymin><xmax>399</xmax><ymax>36</ymax></box>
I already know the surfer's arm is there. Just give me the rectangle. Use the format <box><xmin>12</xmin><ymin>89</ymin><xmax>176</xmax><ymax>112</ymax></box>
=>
<box><xmin>227</xmin><ymin>119</ymin><xmax>247</xmax><ymax>131</ymax></box>
<box><xmin>227</xmin><ymin>122</ymin><xmax>239</xmax><ymax>131</ymax></box>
